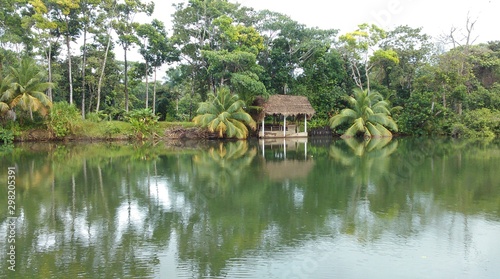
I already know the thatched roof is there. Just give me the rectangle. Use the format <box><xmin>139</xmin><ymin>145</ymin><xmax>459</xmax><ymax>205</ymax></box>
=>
<box><xmin>262</xmin><ymin>95</ymin><xmax>316</xmax><ymax>118</ymax></box>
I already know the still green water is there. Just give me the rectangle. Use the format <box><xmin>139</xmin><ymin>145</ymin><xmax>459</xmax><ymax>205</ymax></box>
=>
<box><xmin>1</xmin><ymin>138</ymin><xmax>500</xmax><ymax>279</ymax></box>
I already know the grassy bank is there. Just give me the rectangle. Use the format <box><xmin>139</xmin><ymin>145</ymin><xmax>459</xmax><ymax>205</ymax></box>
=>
<box><xmin>8</xmin><ymin>121</ymin><xmax>201</xmax><ymax>142</ymax></box>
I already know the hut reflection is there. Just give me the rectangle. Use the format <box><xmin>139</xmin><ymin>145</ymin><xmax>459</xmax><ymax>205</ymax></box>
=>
<box><xmin>259</xmin><ymin>138</ymin><xmax>314</xmax><ymax>181</ymax></box>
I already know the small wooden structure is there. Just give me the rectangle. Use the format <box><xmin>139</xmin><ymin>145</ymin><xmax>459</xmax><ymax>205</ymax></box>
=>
<box><xmin>257</xmin><ymin>95</ymin><xmax>316</xmax><ymax>138</ymax></box>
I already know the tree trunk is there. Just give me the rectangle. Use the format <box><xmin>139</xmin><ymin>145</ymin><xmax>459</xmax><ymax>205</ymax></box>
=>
<box><xmin>189</xmin><ymin>73</ymin><xmax>195</xmax><ymax>120</ymax></box>
<box><xmin>365</xmin><ymin>68</ymin><xmax>370</xmax><ymax>94</ymax></box>
<box><xmin>96</xmin><ymin>33</ymin><xmax>112</xmax><ymax>113</ymax></box>
<box><xmin>124</xmin><ymin>47</ymin><xmax>129</xmax><ymax>112</ymax></box>
<box><xmin>145</xmin><ymin>59</ymin><xmax>149</xmax><ymax>109</ymax></box>
<box><xmin>153</xmin><ymin>67</ymin><xmax>157</xmax><ymax>114</ymax></box>
<box><xmin>47</xmin><ymin>44</ymin><xmax>53</xmax><ymax>101</ymax></box>
<box><xmin>365</xmin><ymin>63</ymin><xmax>371</xmax><ymax>92</ymax></box>
<box><xmin>66</xmin><ymin>19</ymin><xmax>73</xmax><ymax>105</ymax></box>
<box><xmin>81</xmin><ymin>23</ymin><xmax>88</xmax><ymax>119</ymax></box>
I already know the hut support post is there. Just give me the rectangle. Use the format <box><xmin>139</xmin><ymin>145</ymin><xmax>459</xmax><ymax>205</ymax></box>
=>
<box><xmin>283</xmin><ymin>116</ymin><xmax>287</xmax><ymax>137</ymax></box>
<box><xmin>261</xmin><ymin>118</ymin><xmax>265</xmax><ymax>138</ymax></box>
<box><xmin>304</xmin><ymin>114</ymin><xmax>307</xmax><ymax>134</ymax></box>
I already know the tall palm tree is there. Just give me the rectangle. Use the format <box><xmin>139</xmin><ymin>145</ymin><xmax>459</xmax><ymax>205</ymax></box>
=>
<box><xmin>330</xmin><ymin>88</ymin><xmax>398</xmax><ymax>138</ymax></box>
<box><xmin>193</xmin><ymin>87</ymin><xmax>256</xmax><ymax>139</ymax></box>
<box><xmin>4</xmin><ymin>58</ymin><xmax>53</xmax><ymax>120</ymax></box>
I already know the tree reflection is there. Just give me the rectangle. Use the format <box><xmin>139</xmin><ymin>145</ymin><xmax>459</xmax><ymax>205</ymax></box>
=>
<box><xmin>329</xmin><ymin>137</ymin><xmax>398</xmax><ymax>188</ymax></box>
<box><xmin>192</xmin><ymin>141</ymin><xmax>257</xmax><ymax>198</ymax></box>
<box><xmin>0</xmin><ymin>139</ymin><xmax>499</xmax><ymax>278</ymax></box>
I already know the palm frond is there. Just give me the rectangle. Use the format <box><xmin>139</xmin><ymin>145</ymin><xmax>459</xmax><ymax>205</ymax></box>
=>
<box><xmin>330</xmin><ymin>110</ymin><xmax>356</xmax><ymax>128</ymax></box>
<box><xmin>192</xmin><ymin>87</ymin><xmax>256</xmax><ymax>139</ymax></box>
<box><xmin>330</xmin><ymin>88</ymin><xmax>399</xmax><ymax>138</ymax></box>
<box><xmin>230</xmin><ymin>119</ymin><xmax>250</xmax><ymax>139</ymax></box>
<box><xmin>0</xmin><ymin>102</ymin><xmax>9</xmax><ymax>114</ymax></box>
<box><xmin>366</xmin><ymin>122</ymin><xmax>382</xmax><ymax>138</ymax></box>
<box><xmin>375</xmin><ymin>123</ymin><xmax>393</xmax><ymax>137</ymax></box>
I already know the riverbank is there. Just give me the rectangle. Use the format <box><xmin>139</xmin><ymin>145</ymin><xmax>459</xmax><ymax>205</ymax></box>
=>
<box><xmin>9</xmin><ymin>121</ymin><xmax>213</xmax><ymax>143</ymax></box>
<box><xmin>5</xmin><ymin>120</ymin><xmax>496</xmax><ymax>144</ymax></box>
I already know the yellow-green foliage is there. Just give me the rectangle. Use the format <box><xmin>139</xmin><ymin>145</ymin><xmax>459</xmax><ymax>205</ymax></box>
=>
<box><xmin>48</xmin><ymin>102</ymin><xmax>81</xmax><ymax>137</ymax></box>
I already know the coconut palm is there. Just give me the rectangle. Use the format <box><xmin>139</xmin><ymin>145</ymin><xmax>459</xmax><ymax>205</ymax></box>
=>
<box><xmin>4</xmin><ymin>58</ymin><xmax>53</xmax><ymax>120</ymax></box>
<box><xmin>193</xmin><ymin>87</ymin><xmax>256</xmax><ymax>139</ymax></box>
<box><xmin>330</xmin><ymin>88</ymin><xmax>398</xmax><ymax>138</ymax></box>
<box><xmin>0</xmin><ymin>75</ymin><xmax>12</xmax><ymax>116</ymax></box>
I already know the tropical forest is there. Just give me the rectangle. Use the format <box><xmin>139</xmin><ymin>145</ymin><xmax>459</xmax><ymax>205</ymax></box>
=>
<box><xmin>1</xmin><ymin>0</ymin><xmax>500</xmax><ymax>142</ymax></box>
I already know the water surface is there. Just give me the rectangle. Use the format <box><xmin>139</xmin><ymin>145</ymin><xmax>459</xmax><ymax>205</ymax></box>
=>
<box><xmin>1</xmin><ymin>138</ymin><xmax>500</xmax><ymax>278</ymax></box>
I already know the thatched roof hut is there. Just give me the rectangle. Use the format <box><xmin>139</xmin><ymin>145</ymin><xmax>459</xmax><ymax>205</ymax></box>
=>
<box><xmin>259</xmin><ymin>95</ymin><xmax>315</xmax><ymax>120</ymax></box>
<box><xmin>256</xmin><ymin>95</ymin><xmax>316</xmax><ymax>138</ymax></box>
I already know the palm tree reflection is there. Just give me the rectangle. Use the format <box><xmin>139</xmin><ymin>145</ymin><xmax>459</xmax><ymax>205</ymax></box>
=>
<box><xmin>192</xmin><ymin>141</ymin><xmax>257</xmax><ymax>198</ymax></box>
<box><xmin>329</xmin><ymin>137</ymin><xmax>399</xmax><ymax>239</ymax></box>
<box><xmin>330</xmin><ymin>137</ymin><xmax>398</xmax><ymax>187</ymax></box>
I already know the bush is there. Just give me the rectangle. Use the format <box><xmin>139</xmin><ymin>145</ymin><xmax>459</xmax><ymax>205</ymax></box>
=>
<box><xmin>103</xmin><ymin>122</ymin><xmax>122</xmax><ymax>138</ymax></box>
<box><xmin>398</xmin><ymin>91</ymin><xmax>449</xmax><ymax>136</ymax></box>
<box><xmin>126</xmin><ymin>108</ymin><xmax>159</xmax><ymax>139</ymax></box>
<box><xmin>0</xmin><ymin>126</ymin><xmax>15</xmax><ymax>145</ymax></box>
<box><xmin>461</xmin><ymin>108</ymin><xmax>500</xmax><ymax>137</ymax></box>
<box><xmin>308</xmin><ymin>118</ymin><xmax>329</xmax><ymax>129</ymax></box>
<box><xmin>85</xmin><ymin>112</ymin><xmax>107</xmax><ymax>122</ymax></box>
<box><xmin>103</xmin><ymin>107</ymin><xmax>127</xmax><ymax>121</ymax></box>
<box><xmin>48</xmin><ymin>102</ymin><xmax>82</xmax><ymax>138</ymax></box>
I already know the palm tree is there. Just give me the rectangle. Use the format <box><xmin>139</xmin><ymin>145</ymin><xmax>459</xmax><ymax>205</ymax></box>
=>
<box><xmin>4</xmin><ymin>58</ymin><xmax>53</xmax><ymax>120</ymax></box>
<box><xmin>0</xmin><ymin>75</ymin><xmax>12</xmax><ymax>116</ymax></box>
<box><xmin>193</xmin><ymin>87</ymin><xmax>256</xmax><ymax>139</ymax></box>
<box><xmin>330</xmin><ymin>88</ymin><xmax>398</xmax><ymax>138</ymax></box>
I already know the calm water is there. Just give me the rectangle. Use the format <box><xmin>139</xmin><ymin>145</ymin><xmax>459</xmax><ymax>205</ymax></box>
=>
<box><xmin>1</xmin><ymin>138</ymin><xmax>500</xmax><ymax>279</ymax></box>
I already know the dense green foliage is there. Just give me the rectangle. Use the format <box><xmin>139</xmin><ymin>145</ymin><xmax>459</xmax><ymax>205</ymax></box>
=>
<box><xmin>330</xmin><ymin>89</ymin><xmax>398</xmax><ymax>138</ymax></box>
<box><xmin>126</xmin><ymin>108</ymin><xmax>159</xmax><ymax>139</ymax></box>
<box><xmin>48</xmin><ymin>101</ymin><xmax>82</xmax><ymax>137</ymax></box>
<box><xmin>193</xmin><ymin>87</ymin><xmax>256</xmax><ymax>139</ymax></box>
<box><xmin>0</xmin><ymin>57</ymin><xmax>53</xmax><ymax>120</ymax></box>
<box><xmin>0</xmin><ymin>126</ymin><xmax>14</xmax><ymax>144</ymax></box>
<box><xmin>1</xmin><ymin>0</ymin><xmax>499</xmax><ymax>138</ymax></box>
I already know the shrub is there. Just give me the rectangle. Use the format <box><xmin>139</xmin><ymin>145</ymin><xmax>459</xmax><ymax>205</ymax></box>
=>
<box><xmin>461</xmin><ymin>108</ymin><xmax>500</xmax><ymax>137</ymax></box>
<box><xmin>103</xmin><ymin>122</ymin><xmax>122</xmax><ymax>138</ymax></box>
<box><xmin>86</xmin><ymin>112</ymin><xmax>107</xmax><ymax>122</ymax></box>
<box><xmin>308</xmin><ymin>118</ymin><xmax>329</xmax><ymax>129</ymax></box>
<box><xmin>126</xmin><ymin>108</ymin><xmax>159</xmax><ymax>139</ymax></box>
<box><xmin>48</xmin><ymin>102</ymin><xmax>82</xmax><ymax>138</ymax></box>
<box><xmin>398</xmin><ymin>91</ymin><xmax>449</xmax><ymax>136</ymax></box>
<box><xmin>0</xmin><ymin>126</ymin><xmax>14</xmax><ymax>145</ymax></box>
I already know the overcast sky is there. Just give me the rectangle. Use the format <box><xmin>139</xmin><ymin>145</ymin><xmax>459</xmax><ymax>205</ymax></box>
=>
<box><xmin>150</xmin><ymin>0</ymin><xmax>499</xmax><ymax>44</ymax></box>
